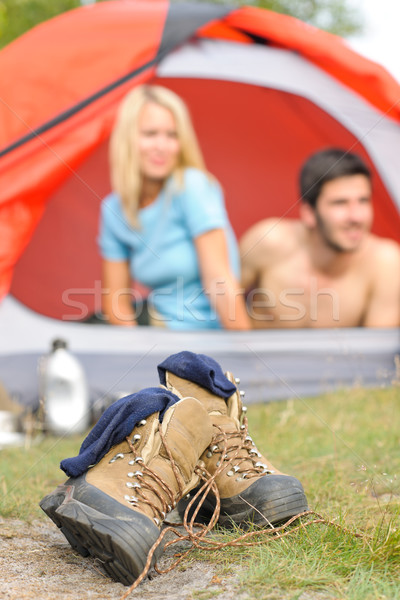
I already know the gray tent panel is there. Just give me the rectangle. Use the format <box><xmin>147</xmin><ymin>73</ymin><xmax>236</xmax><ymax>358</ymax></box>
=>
<box><xmin>0</xmin><ymin>297</ymin><xmax>398</xmax><ymax>409</ymax></box>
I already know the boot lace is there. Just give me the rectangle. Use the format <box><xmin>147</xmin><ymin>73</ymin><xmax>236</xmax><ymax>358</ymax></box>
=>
<box><xmin>206</xmin><ymin>414</ymin><xmax>275</xmax><ymax>481</ymax></box>
<box><xmin>117</xmin><ymin>422</ymin><xmax>186</xmax><ymax>525</ymax></box>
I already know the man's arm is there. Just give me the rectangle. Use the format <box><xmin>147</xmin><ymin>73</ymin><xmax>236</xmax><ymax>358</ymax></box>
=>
<box><xmin>240</xmin><ymin>219</ymin><xmax>275</xmax><ymax>290</ymax></box>
<box><xmin>363</xmin><ymin>240</ymin><xmax>400</xmax><ymax>327</ymax></box>
<box><xmin>240</xmin><ymin>218</ymin><xmax>291</xmax><ymax>291</ymax></box>
<box><xmin>239</xmin><ymin>238</ymin><xmax>260</xmax><ymax>292</ymax></box>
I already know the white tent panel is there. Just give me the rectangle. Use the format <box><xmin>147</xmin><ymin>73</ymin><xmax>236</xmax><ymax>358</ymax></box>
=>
<box><xmin>158</xmin><ymin>40</ymin><xmax>400</xmax><ymax>206</ymax></box>
<box><xmin>0</xmin><ymin>296</ymin><xmax>398</xmax><ymax>409</ymax></box>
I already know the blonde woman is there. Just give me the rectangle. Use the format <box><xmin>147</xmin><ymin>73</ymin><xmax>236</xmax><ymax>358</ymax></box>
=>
<box><xmin>98</xmin><ymin>85</ymin><xmax>250</xmax><ymax>330</ymax></box>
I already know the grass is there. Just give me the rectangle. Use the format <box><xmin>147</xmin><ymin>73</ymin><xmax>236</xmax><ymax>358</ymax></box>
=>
<box><xmin>0</xmin><ymin>433</ymin><xmax>83</xmax><ymax>521</ymax></box>
<box><xmin>195</xmin><ymin>384</ymin><xmax>400</xmax><ymax>600</ymax></box>
<box><xmin>1</xmin><ymin>384</ymin><xmax>400</xmax><ymax>599</ymax></box>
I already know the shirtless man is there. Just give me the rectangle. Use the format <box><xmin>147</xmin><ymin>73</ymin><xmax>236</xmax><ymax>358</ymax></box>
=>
<box><xmin>240</xmin><ymin>148</ymin><xmax>400</xmax><ymax>328</ymax></box>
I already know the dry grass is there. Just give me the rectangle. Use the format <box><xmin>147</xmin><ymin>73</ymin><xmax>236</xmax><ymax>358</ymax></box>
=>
<box><xmin>1</xmin><ymin>385</ymin><xmax>400</xmax><ymax>599</ymax></box>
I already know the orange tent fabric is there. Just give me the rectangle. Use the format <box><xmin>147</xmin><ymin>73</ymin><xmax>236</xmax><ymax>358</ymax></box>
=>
<box><xmin>1</xmin><ymin>0</ymin><xmax>399</xmax><ymax>318</ymax></box>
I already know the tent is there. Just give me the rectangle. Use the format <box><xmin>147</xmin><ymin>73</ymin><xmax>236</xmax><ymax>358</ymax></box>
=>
<box><xmin>0</xmin><ymin>1</ymin><xmax>399</xmax><ymax>407</ymax></box>
<box><xmin>0</xmin><ymin>295</ymin><xmax>398</xmax><ymax>408</ymax></box>
<box><xmin>1</xmin><ymin>0</ymin><xmax>400</xmax><ymax>319</ymax></box>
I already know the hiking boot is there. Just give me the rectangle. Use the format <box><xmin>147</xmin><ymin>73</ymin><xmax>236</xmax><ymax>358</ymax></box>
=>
<box><xmin>40</xmin><ymin>396</ymin><xmax>214</xmax><ymax>585</ymax></box>
<box><xmin>162</xmin><ymin>368</ymin><xmax>308</xmax><ymax>528</ymax></box>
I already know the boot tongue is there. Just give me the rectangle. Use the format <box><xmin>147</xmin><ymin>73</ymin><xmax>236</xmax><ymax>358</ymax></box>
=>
<box><xmin>164</xmin><ymin>372</ymin><xmax>228</xmax><ymax>416</ymax></box>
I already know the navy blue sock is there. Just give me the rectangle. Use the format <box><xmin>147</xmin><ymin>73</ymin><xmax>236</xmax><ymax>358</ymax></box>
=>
<box><xmin>60</xmin><ymin>387</ymin><xmax>179</xmax><ymax>478</ymax></box>
<box><xmin>158</xmin><ymin>351</ymin><xmax>236</xmax><ymax>399</ymax></box>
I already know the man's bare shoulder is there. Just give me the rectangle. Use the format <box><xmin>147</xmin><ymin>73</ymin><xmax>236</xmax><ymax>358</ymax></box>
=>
<box><xmin>368</xmin><ymin>235</ymin><xmax>400</xmax><ymax>266</ymax></box>
<box><xmin>362</xmin><ymin>235</ymin><xmax>400</xmax><ymax>327</ymax></box>
<box><xmin>240</xmin><ymin>218</ymin><xmax>302</xmax><ymax>263</ymax></box>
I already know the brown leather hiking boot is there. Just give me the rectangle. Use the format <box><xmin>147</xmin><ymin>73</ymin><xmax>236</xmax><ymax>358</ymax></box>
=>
<box><xmin>164</xmin><ymin>371</ymin><xmax>308</xmax><ymax>528</ymax></box>
<box><xmin>40</xmin><ymin>396</ymin><xmax>214</xmax><ymax>585</ymax></box>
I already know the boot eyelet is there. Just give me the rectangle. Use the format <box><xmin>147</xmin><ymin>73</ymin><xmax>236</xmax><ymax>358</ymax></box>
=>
<box><xmin>240</xmin><ymin>425</ymin><xmax>245</xmax><ymax>430</ymax></box>
<box><xmin>235</xmin><ymin>377</ymin><xmax>240</xmax><ymax>385</ymax></box>
<box><xmin>126</xmin><ymin>482</ymin><xmax>135</xmax><ymax>488</ymax></box>
<box><xmin>242</xmin><ymin>406</ymin><xmax>247</xmax><ymax>413</ymax></box>
<box><xmin>153</xmin><ymin>518</ymin><xmax>160</xmax><ymax>525</ymax></box>
<box><xmin>128</xmin><ymin>457</ymin><xmax>143</xmax><ymax>466</ymax></box>
<box><xmin>109</xmin><ymin>453</ymin><xmax>124</xmax><ymax>463</ymax></box>
<box><xmin>207</xmin><ymin>445</ymin><xmax>218</xmax><ymax>458</ymax></box>
<box><xmin>132</xmin><ymin>434</ymin><xmax>141</xmax><ymax>442</ymax></box>
<box><xmin>127</xmin><ymin>472</ymin><xmax>134</xmax><ymax>478</ymax></box>
<box><xmin>138</xmin><ymin>420</ymin><xmax>147</xmax><ymax>426</ymax></box>
<box><xmin>134</xmin><ymin>470</ymin><xmax>143</xmax><ymax>477</ymax></box>
<box><xmin>240</xmin><ymin>390</ymin><xmax>245</xmax><ymax>397</ymax></box>
<box><xmin>227</xmin><ymin>470</ymin><xmax>234</xmax><ymax>477</ymax></box>
<box><xmin>249</xmin><ymin>449</ymin><xmax>261</xmax><ymax>456</ymax></box>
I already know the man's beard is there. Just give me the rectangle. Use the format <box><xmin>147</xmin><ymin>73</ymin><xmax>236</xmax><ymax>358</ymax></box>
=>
<box><xmin>315</xmin><ymin>210</ymin><xmax>363</xmax><ymax>254</ymax></box>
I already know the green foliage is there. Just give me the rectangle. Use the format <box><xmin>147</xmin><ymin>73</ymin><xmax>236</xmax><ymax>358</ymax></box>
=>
<box><xmin>248</xmin><ymin>0</ymin><xmax>363</xmax><ymax>37</ymax></box>
<box><xmin>0</xmin><ymin>0</ymin><xmax>80</xmax><ymax>48</ymax></box>
<box><xmin>175</xmin><ymin>0</ymin><xmax>364</xmax><ymax>37</ymax></box>
<box><xmin>0</xmin><ymin>0</ymin><xmax>363</xmax><ymax>51</ymax></box>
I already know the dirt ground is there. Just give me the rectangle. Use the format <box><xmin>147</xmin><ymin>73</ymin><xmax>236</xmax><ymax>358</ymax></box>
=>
<box><xmin>0</xmin><ymin>516</ymin><xmax>338</xmax><ymax>600</ymax></box>
<box><xmin>0</xmin><ymin>516</ymin><xmax>250</xmax><ymax>600</ymax></box>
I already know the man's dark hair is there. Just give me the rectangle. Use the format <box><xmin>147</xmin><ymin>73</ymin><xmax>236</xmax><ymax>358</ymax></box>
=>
<box><xmin>300</xmin><ymin>148</ymin><xmax>371</xmax><ymax>208</ymax></box>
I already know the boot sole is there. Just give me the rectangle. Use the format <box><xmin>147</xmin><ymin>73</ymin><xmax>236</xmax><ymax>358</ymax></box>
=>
<box><xmin>40</xmin><ymin>484</ymin><xmax>162</xmax><ymax>585</ymax></box>
<box><xmin>178</xmin><ymin>474</ymin><xmax>308</xmax><ymax>528</ymax></box>
<box><xmin>40</xmin><ymin>486</ymin><xmax>90</xmax><ymax>557</ymax></box>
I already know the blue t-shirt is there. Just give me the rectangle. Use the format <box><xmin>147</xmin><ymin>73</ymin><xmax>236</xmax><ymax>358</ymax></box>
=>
<box><xmin>98</xmin><ymin>168</ymin><xmax>240</xmax><ymax>330</ymax></box>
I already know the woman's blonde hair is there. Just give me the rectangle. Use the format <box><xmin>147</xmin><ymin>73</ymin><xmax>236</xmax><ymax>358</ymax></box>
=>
<box><xmin>109</xmin><ymin>84</ymin><xmax>207</xmax><ymax>227</ymax></box>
